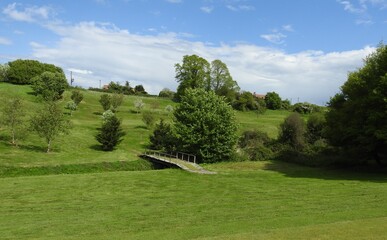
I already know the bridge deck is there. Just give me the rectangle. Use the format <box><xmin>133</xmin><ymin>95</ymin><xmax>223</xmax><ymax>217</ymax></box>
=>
<box><xmin>140</xmin><ymin>153</ymin><xmax>216</xmax><ymax>175</ymax></box>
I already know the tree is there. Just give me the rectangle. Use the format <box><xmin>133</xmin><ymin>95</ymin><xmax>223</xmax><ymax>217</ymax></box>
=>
<box><xmin>0</xmin><ymin>63</ymin><xmax>9</xmax><ymax>82</ymax></box>
<box><xmin>265</xmin><ymin>92</ymin><xmax>282</xmax><ymax>110</ymax></box>
<box><xmin>149</xmin><ymin>119</ymin><xmax>176</xmax><ymax>151</ymax></box>
<box><xmin>65</xmin><ymin>101</ymin><xmax>77</xmax><ymax>116</ymax></box>
<box><xmin>175</xmin><ymin>55</ymin><xmax>210</xmax><ymax>100</ymax></box>
<box><xmin>7</xmin><ymin>59</ymin><xmax>64</xmax><ymax>85</ymax></box>
<box><xmin>134</xmin><ymin>85</ymin><xmax>147</xmax><ymax>95</ymax></box>
<box><xmin>134</xmin><ymin>99</ymin><xmax>145</xmax><ymax>113</ymax></box>
<box><xmin>71</xmin><ymin>90</ymin><xmax>84</xmax><ymax>106</ymax></box>
<box><xmin>31</xmin><ymin>71</ymin><xmax>69</xmax><ymax>101</ymax></box>
<box><xmin>30</xmin><ymin>102</ymin><xmax>71</xmax><ymax>152</ymax></box>
<box><xmin>278</xmin><ymin>113</ymin><xmax>306</xmax><ymax>150</ymax></box>
<box><xmin>96</xmin><ymin>115</ymin><xmax>125</xmax><ymax>151</ymax></box>
<box><xmin>0</xmin><ymin>97</ymin><xmax>26</xmax><ymax>146</ymax></box>
<box><xmin>99</xmin><ymin>94</ymin><xmax>111</xmax><ymax>111</ymax></box>
<box><xmin>173</xmin><ymin>88</ymin><xmax>238</xmax><ymax>163</ymax></box>
<box><xmin>210</xmin><ymin>59</ymin><xmax>240</xmax><ymax>101</ymax></box>
<box><xmin>142</xmin><ymin>111</ymin><xmax>156</xmax><ymax>129</ymax></box>
<box><xmin>158</xmin><ymin>88</ymin><xmax>175</xmax><ymax>98</ymax></box>
<box><xmin>306</xmin><ymin>112</ymin><xmax>326</xmax><ymax>144</ymax></box>
<box><xmin>325</xmin><ymin>43</ymin><xmax>387</xmax><ymax>164</ymax></box>
<box><xmin>111</xmin><ymin>93</ymin><xmax>124</xmax><ymax>112</ymax></box>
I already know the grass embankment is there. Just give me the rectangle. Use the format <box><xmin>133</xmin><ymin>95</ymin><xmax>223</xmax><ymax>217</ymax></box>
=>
<box><xmin>0</xmin><ymin>82</ymin><xmax>289</xmax><ymax>172</ymax></box>
<box><xmin>0</xmin><ymin>161</ymin><xmax>386</xmax><ymax>239</ymax></box>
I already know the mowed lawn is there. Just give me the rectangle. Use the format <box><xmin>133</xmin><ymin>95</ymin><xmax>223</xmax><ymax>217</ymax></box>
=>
<box><xmin>1</xmin><ymin>161</ymin><xmax>386</xmax><ymax>239</ymax></box>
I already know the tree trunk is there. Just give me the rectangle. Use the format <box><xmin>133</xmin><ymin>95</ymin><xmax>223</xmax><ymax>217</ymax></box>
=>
<box><xmin>11</xmin><ymin>129</ymin><xmax>16</xmax><ymax>146</ymax></box>
<box><xmin>47</xmin><ymin>139</ymin><xmax>51</xmax><ymax>153</ymax></box>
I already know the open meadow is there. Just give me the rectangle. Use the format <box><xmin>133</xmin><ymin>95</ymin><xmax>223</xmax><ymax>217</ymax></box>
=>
<box><xmin>1</xmin><ymin>83</ymin><xmax>386</xmax><ymax>239</ymax></box>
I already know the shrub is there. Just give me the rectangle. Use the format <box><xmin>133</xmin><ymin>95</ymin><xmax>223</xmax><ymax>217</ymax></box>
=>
<box><xmin>99</xmin><ymin>94</ymin><xmax>111</xmax><ymax>111</ymax></box>
<box><xmin>96</xmin><ymin>115</ymin><xmax>125</xmax><ymax>151</ymax></box>
<box><xmin>306</xmin><ymin>112</ymin><xmax>326</xmax><ymax>144</ymax></box>
<box><xmin>265</xmin><ymin>92</ymin><xmax>282</xmax><ymax>110</ymax></box>
<box><xmin>239</xmin><ymin>130</ymin><xmax>273</xmax><ymax>161</ymax></box>
<box><xmin>71</xmin><ymin>90</ymin><xmax>84</xmax><ymax>106</ymax></box>
<box><xmin>65</xmin><ymin>101</ymin><xmax>77</xmax><ymax>116</ymax></box>
<box><xmin>159</xmin><ymin>88</ymin><xmax>175</xmax><ymax>98</ymax></box>
<box><xmin>278</xmin><ymin>113</ymin><xmax>306</xmax><ymax>150</ymax></box>
<box><xmin>142</xmin><ymin>111</ymin><xmax>156</xmax><ymax>129</ymax></box>
<box><xmin>149</xmin><ymin>119</ymin><xmax>176</xmax><ymax>151</ymax></box>
<box><xmin>102</xmin><ymin>110</ymin><xmax>115</xmax><ymax>123</ymax></box>
<box><xmin>111</xmin><ymin>93</ymin><xmax>124</xmax><ymax>112</ymax></box>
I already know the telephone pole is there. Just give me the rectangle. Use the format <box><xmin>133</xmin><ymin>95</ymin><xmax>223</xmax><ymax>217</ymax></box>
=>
<box><xmin>70</xmin><ymin>71</ymin><xmax>74</xmax><ymax>86</ymax></box>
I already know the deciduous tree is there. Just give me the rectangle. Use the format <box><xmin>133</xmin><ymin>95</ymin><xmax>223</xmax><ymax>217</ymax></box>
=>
<box><xmin>0</xmin><ymin>97</ymin><xmax>26</xmax><ymax>146</ymax></box>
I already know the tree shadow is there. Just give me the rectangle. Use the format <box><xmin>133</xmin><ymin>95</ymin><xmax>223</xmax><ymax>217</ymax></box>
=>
<box><xmin>93</xmin><ymin>112</ymin><xmax>102</xmax><ymax>116</ymax></box>
<box><xmin>135</xmin><ymin>125</ymin><xmax>148</xmax><ymax>130</ymax></box>
<box><xmin>19</xmin><ymin>144</ymin><xmax>47</xmax><ymax>153</ymax></box>
<box><xmin>89</xmin><ymin>144</ymin><xmax>103</xmax><ymax>151</ymax></box>
<box><xmin>263</xmin><ymin>160</ymin><xmax>387</xmax><ymax>183</ymax></box>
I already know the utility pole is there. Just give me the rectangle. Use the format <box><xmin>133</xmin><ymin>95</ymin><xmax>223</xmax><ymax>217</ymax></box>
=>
<box><xmin>99</xmin><ymin>80</ymin><xmax>101</xmax><ymax>89</ymax></box>
<box><xmin>70</xmin><ymin>71</ymin><xmax>74</xmax><ymax>86</ymax></box>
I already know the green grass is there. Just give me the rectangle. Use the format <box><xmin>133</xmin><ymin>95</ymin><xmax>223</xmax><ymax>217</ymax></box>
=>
<box><xmin>0</xmin><ymin>161</ymin><xmax>386</xmax><ymax>239</ymax></box>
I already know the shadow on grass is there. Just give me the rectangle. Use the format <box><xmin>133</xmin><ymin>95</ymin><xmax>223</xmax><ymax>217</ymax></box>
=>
<box><xmin>93</xmin><ymin>112</ymin><xmax>102</xmax><ymax>116</ymax></box>
<box><xmin>19</xmin><ymin>144</ymin><xmax>47</xmax><ymax>153</ymax></box>
<box><xmin>263</xmin><ymin>160</ymin><xmax>387</xmax><ymax>183</ymax></box>
<box><xmin>89</xmin><ymin>144</ymin><xmax>103</xmax><ymax>151</ymax></box>
<box><xmin>135</xmin><ymin>125</ymin><xmax>148</xmax><ymax>130</ymax></box>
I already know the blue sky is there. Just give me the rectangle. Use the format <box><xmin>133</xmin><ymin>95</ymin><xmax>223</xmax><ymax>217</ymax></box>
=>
<box><xmin>1</xmin><ymin>0</ymin><xmax>387</xmax><ymax>104</ymax></box>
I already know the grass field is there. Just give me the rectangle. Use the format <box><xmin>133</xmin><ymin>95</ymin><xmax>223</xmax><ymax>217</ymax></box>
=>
<box><xmin>0</xmin><ymin>161</ymin><xmax>386</xmax><ymax>239</ymax></box>
<box><xmin>1</xmin><ymin>83</ymin><xmax>386</xmax><ymax>239</ymax></box>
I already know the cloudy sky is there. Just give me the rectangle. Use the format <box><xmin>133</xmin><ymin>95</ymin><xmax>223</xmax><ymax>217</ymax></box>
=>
<box><xmin>1</xmin><ymin>0</ymin><xmax>387</xmax><ymax>104</ymax></box>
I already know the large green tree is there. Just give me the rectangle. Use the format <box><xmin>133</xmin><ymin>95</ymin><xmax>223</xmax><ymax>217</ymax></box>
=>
<box><xmin>0</xmin><ymin>63</ymin><xmax>9</xmax><ymax>82</ymax></box>
<box><xmin>30</xmin><ymin>102</ymin><xmax>71</xmax><ymax>152</ymax></box>
<box><xmin>175</xmin><ymin>55</ymin><xmax>210</xmax><ymax>100</ymax></box>
<box><xmin>7</xmin><ymin>59</ymin><xmax>64</xmax><ymax>85</ymax></box>
<box><xmin>209</xmin><ymin>59</ymin><xmax>240</xmax><ymax>102</ymax></box>
<box><xmin>31</xmin><ymin>71</ymin><xmax>69</xmax><ymax>101</ymax></box>
<box><xmin>173</xmin><ymin>88</ymin><xmax>238</xmax><ymax>163</ymax></box>
<box><xmin>265</xmin><ymin>92</ymin><xmax>282</xmax><ymax>110</ymax></box>
<box><xmin>325</xmin><ymin>44</ymin><xmax>387</xmax><ymax>164</ymax></box>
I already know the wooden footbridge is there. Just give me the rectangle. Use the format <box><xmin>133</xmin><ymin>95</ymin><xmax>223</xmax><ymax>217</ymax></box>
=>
<box><xmin>140</xmin><ymin>151</ymin><xmax>216</xmax><ymax>174</ymax></box>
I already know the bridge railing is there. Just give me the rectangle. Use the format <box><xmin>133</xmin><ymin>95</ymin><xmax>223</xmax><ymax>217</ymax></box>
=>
<box><xmin>143</xmin><ymin>151</ymin><xmax>197</xmax><ymax>164</ymax></box>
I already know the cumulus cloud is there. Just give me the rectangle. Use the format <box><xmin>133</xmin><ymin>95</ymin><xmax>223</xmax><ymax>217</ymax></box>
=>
<box><xmin>2</xmin><ymin>3</ymin><xmax>55</xmax><ymax>23</ymax></box>
<box><xmin>226</xmin><ymin>5</ymin><xmax>255</xmax><ymax>11</ymax></box>
<box><xmin>282</xmin><ymin>24</ymin><xmax>294</xmax><ymax>32</ymax></box>
<box><xmin>29</xmin><ymin>21</ymin><xmax>374</xmax><ymax>104</ymax></box>
<box><xmin>166</xmin><ymin>0</ymin><xmax>182</xmax><ymax>3</ymax></box>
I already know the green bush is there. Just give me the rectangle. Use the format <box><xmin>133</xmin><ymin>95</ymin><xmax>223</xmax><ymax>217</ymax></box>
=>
<box><xmin>149</xmin><ymin>119</ymin><xmax>176</xmax><ymax>151</ymax></box>
<box><xmin>99</xmin><ymin>94</ymin><xmax>111</xmax><ymax>111</ymax></box>
<box><xmin>142</xmin><ymin>111</ymin><xmax>156</xmax><ymax>129</ymax></box>
<box><xmin>96</xmin><ymin>115</ymin><xmax>125</xmax><ymax>151</ymax></box>
<box><xmin>278</xmin><ymin>113</ymin><xmax>306</xmax><ymax>150</ymax></box>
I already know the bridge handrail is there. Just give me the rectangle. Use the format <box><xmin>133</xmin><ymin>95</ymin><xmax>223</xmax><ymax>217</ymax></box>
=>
<box><xmin>143</xmin><ymin>150</ymin><xmax>197</xmax><ymax>164</ymax></box>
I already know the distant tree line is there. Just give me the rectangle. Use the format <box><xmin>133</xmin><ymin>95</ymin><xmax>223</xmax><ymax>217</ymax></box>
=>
<box><xmin>89</xmin><ymin>81</ymin><xmax>148</xmax><ymax>96</ymax></box>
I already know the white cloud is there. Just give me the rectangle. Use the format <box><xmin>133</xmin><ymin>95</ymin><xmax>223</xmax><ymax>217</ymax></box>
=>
<box><xmin>338</xmin><ymin>0</ymin><xmax>366</xmax><ymax>13</ymax></box>
<box><xmin>2</xmin><ymin>3</ymin><xmax>54</xmax><ymax>23</ymax></box>
<box><xmin>226</xmin><ymin>5</ymin><xmax>255</xmax><ymax>11</ymax></box>
<box><xmin>260</xmin><ymin>32</ymin><xmax>287</xmax><ymax>44</ymax></box>
<box><xmin>68</xmin><ymin>68</ymin><xmax>93</xmax><ymax>75</ymax></box>
<box><xmin>0</xmin><ymin>37</ymin><xmax>12</xmax><ymax>45</ymax></box>
<box><xmin>201</xmin><ymin>6</ymin><xmax>214</xmax><ymax>13</ymax></box>
<box><xmin>166</xmin><ymin>0</ymin><xmax>182</xmax><ymax>3</ymax></box>
<box><xmin>282</xmin><ymin>24</ymin><xmax>294</xmax><ymax>32</ymax></box>
<box><xmin>30</xmin><ymin>21</ymin><xmax>374</xmax><ymax>104</ymax></box>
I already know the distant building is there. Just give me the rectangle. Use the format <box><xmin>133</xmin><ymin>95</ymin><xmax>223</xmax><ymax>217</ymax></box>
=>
<box><xmin>103</xmin><ymin>84</ymin><xmax>109</xmax><ymax>90</ymax></box>
<box><xmin>253</xmin><ymin>92</ymin><xmax>266</xmax><ymax>99</ymax></box>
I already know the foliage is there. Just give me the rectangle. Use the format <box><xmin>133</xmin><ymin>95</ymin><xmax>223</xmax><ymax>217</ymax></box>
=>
<box><xmin>149</xmin><ymin>119</ymin><xmax>176</xmax><ymax>151</ymax></box>
<box><xmin>209</xmin><ymin>59</ymin><xmax>240</xmax><ymax>101</ymax></box>
<box><xmin>165</xmin><ymin>105</ymin><xmax>174</xmax><ymax>114</ymax></box>
<box><xmin>233</xmin><ymin>91</ymin><xmax>266</xmax><ymax>113</ymax></box>
<box><xmin>278</xmin><ymin>113</ymin><xmax>306</xmax><ymax>150</ymax></box>
<box><xmin>158</xmin><ymin>88</ymin><xmax>175</xmax><ymax>98</ymax></box>
<box><xmin>292</xmin><ymin>102</ymin><xmax>322</xmax><ymax>114</ymax></box>
<box><xmin>96</xmin><ymin>115</ymin><xmax>125</xmax><ymax>151</ymax></box>
<box><xmin>102</xmin><ymin>110</ymin><xmax>115</xmax><ymax>123</ymax></box>
<box><xmin>306</xmin><ymin>112</ymin><xmax>326</xmax><ymax>144</ymax></box>
<box><xmin>325</xmin><ymin>43</ymin><xmax>387</xmax><ymax>164</ymax></box>
<box><xmin>30</xmin><ymin>102</ymin><xmax>71</xmax><ymax>152</ymax></box>
<box><xmin>71</xmin><ymin>90</ymin><xmax>84</xmax><ymax>106</ymax></box>
<box><xmin>175</xmin><ymin>55</ymin><xmax>211</xmax><ymax>100</ymax></box>
<box><xmin>65</xmin><ymin>101</ymin><xmax>77</xmax><ymax>116</ymax></box>
<box><xmin>173</xmin><ymin>88</ymin><xmax>238</xmax><ymax>163</ymax></box>
<box><xmin>134</xmin><ymin>98</ymin><xmax>145</xmax><ymax>113</ymax></box>
<box><xmin>6</xmin><ymin>59</ymin><xmax>64</xmax><ymax>85</ymax></box>
<box><xmin>281</xmin><ymin>99</ymin><xmax>292</xmax><ymax>110</ymax></box>
<box><xmin>265</xmin><ymin>92</ymin><xmax>282</xmax><ymax>110</ymax></box>
<box><xmin>0</xmin><ymin>97</ymin><xmax>26</xmax><ymax>146</ymax></box>
<box><xmin>238</xmin><ymin>130</ymin><xmax>273</xmax><ymax>161</ymax></box>
<box><xmin>31</xmin><ymin>71</ymin><xmax>69</xmax><ymax>101</ymax></box>
<box><xmin>99</xmin><ymin>94</ymin><xmax>111</xmax><ymax>111</ymax></box>
<box><xmin>134</xmin><ymin>85</ymin><xmax>147</xmax><ymax>95</ymax></box>
<box><xmin>111</xmin><ymin>93</ymin><xmax>124</xmax><ymax>112</ymax></box>
<box><xmin>142</xmin><ymin>111</ymin><xmax>156</xmax><ymax>129</ymax></box>
<box><xmin>0</xmin><ymin>63</ymin><xmax>9</xmax><ymax>82</ymax></box>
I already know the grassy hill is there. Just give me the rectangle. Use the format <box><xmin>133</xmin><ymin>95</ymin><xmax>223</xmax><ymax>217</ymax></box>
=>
<box><xmin>0</xmin><ymin>82</ymin><xmax>288</xmax><ymax>168</ymax></box>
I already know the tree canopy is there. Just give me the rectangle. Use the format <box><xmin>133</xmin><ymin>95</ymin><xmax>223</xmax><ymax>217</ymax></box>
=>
<box><xmin>7</xmin><ymin>59</ymin><xmax>64</xmax><ymax>85</ymax></box>
<box><xmin>173</xmin><ymin>88</ymin><xmax>238</xmax><ymax>163</ymax></box>
<box><xmin>31</xmin><ymin>71</ymin><xmax>69</xmax><ymax>101</ymax></box>
<box><xmin>325</xmin><ymin>43</ymin><xmax>387</xmax><ymax>163</ymax></box>
<box><xmin>265</xmin><ymin>92</ymin><xmax>282</xmax><ymax>110</ymax></box>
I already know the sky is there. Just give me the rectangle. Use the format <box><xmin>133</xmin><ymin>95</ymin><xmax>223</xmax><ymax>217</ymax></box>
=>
<box><xmin>1</xmin><ymin>0</ymin><xmax>387</xmax><ymax>104</ymax></box>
